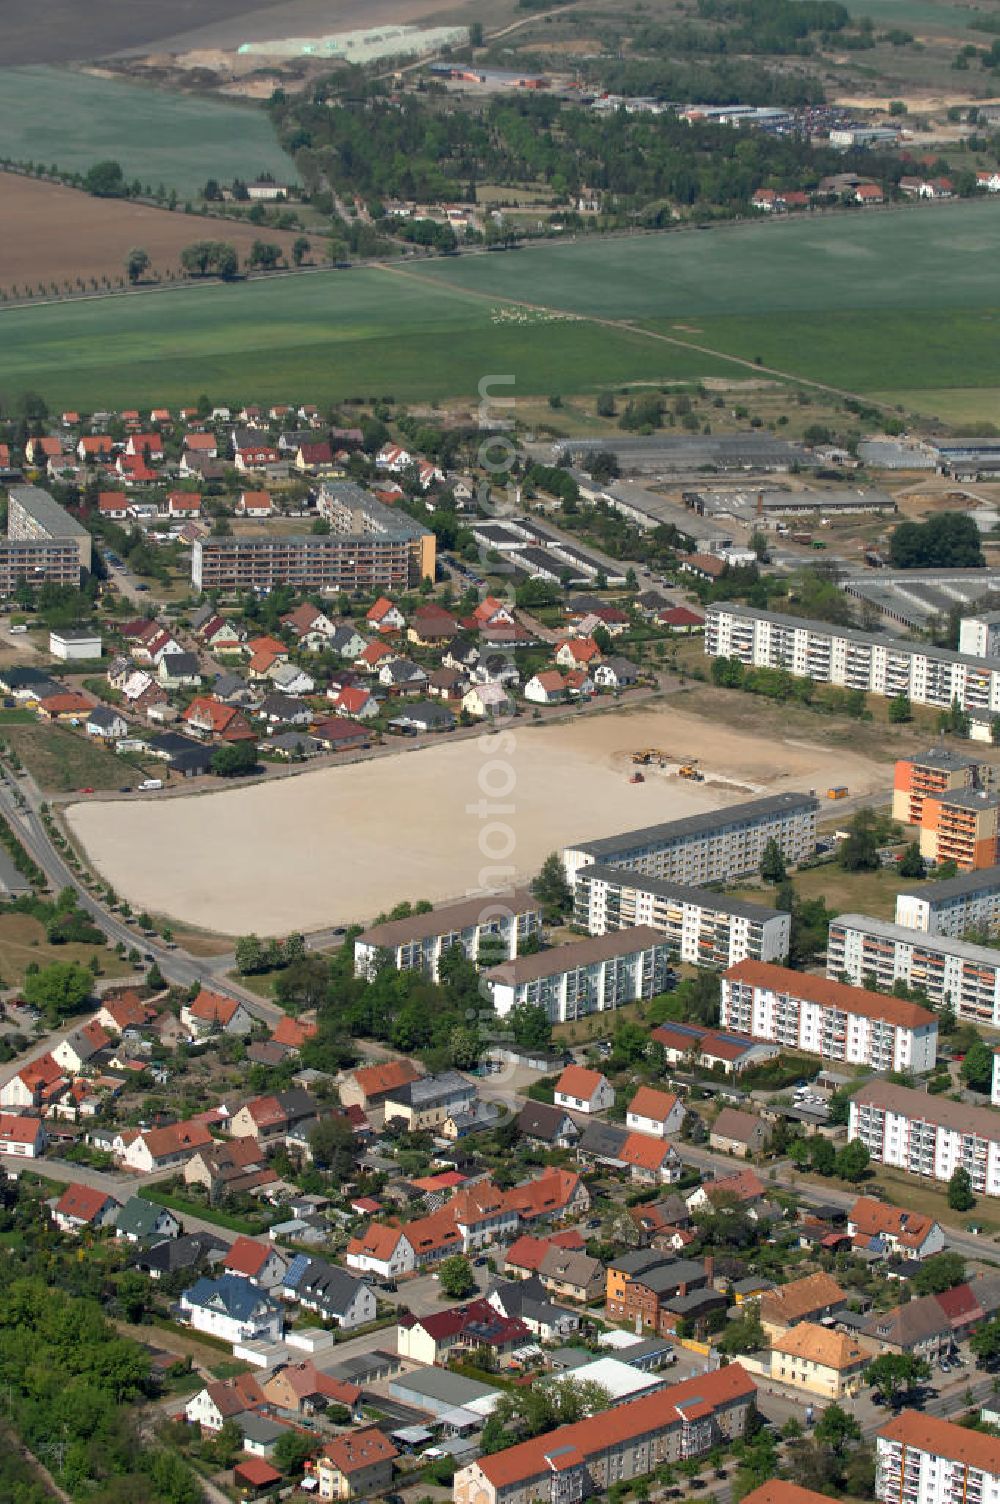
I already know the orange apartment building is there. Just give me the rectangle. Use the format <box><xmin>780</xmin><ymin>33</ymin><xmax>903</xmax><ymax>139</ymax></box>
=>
<box><xmin>892</xmin><ymin>748</ymin><xmax>988</xmax><ymax>828</ymax></box>
<box><xmin>919</xmin><ymin>788</ymin><xmax>1000</xmax><ymax>872</ymax></box>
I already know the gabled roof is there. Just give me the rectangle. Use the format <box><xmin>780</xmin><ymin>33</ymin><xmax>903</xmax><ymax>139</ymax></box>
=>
<box><xmin>347</xmin><ymin>1222</ymin><xmax>409</xmax><ymax>1262</ymax></box>
<box><xmin>759</xmin><ymin>1271</ymin><xmax>845</xmax><ymax>1324</ymax></box>
<box><xmin>140</xmin><ymin>1120</ymin><xmax>214</xmax><ymax>1161</ymax></box>
<box><xmin>188</xmin><ymin>989</ymin><xmax>242</xmax><ymax>1025</ymax></box>
<box><xmin>55</xmin><ymin>1182</ymin><xmax>118</xmax><ymax>1223</ymax></box>
<box><xmin>877</xmin><ymin>1410</ymin><xmax>1000</xmax><ymax>1473</ymax></box>
<box><xmin>628</xmin><ymin>1085</ymin><xmax>680</xmax><ymax>1123</ymax></box>
<box><xmin>183</xmin><ymin>1272</ymin><xmax>278</xmax><ymax>1319</ymax></box>
<box><xmin>225</xmin><ymin>1236</ymin><xmax>277</xmax><ymax>1278</ymax></box>
<box><xmin>555</xmin><ymin>1064</ymin><xmax>607</xmax><ymax>1102</ymax></box>
<box><xmin>725</xmin><ymin>959</ymin><xmax>937</xmax><ymax>1032</ymax></box>
<box><xmin>849</xmin><ymin>1195</ymin><xmax>939</xmax><ymax>1249</ymax></box>
<box><xmin>320</xmin><ymin>1426</ymin><xmax>397</xmax><ymax>1475</ymax></box>
<box><xmin>772</xmin><ymin>1321</ymin><xmax>872</xmax><ymax>1369</ymax></box>
<box><xmin>201</xmin><ymin>1370</ymin><xmax>265</xmax><ymax>1418</ymax></box>
<box><xmin>620</xmin><ymin>1133</ymin><xmax>674</xmax><ymax>1172</ymax></box>
<box><xmin>350</xmin><ymin>1059</ymin><xmax>421</xmax><ymax>1099</ymax></box>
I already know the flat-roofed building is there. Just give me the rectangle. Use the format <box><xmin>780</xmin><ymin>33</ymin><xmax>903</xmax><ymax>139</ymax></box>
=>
<box><xmin>849</xmin><ymin>1080</ymin><xmax>1000</xmax><ymax>1197</ymax></box>
<box><xmin>7</xmin><ymin>484</ymin><xmax>91</xmax><ymax>574</ymax></box>
<box><xmin>960</xmin><ymin>611</ymin><xmax>1000</xmax><ymax>660</ymax></box>
<box><xmin>574</xmin><ymin>863</ymin><xmax>790</xmax><ymax>967</ymax></box>
<box><xmin>704</xmin><ymin>602</ymin><xmax>1000</xmax><ymax>722</ymax></box>
<box><xmin>562</xmin><ymin>792</ymin><xmax>817</xmax><ymax>886</ymax></box>
<box><xmin>192</xmin><ymin>483</ymin><xmax>434</xmax><ymax>593</ymax></box>
<box><xmin>919</xmin><ymin>787</ymin><xmax>1000</xmax><ymax>872</ymax></box>
<box><xmin>892</xmin><ymin>747</ymin><xmax>988</xmax><ymax>827</ymax></box>
<box><xmin>484</xmin><ymin>927</ymin><xmax>672</xmax><ymax>1023</ymax></box>
<box><xmin>827</xmin><ymin>912</ymin><xmax>1000</xmax><ymax>1027</ymax></box>
<box><xmin>876</xmin><ymin>1411</ymin><xmax>1000</xmax><ymax>1504</ymax></box>
<box><xmin>895</xmin><ymin>866</ymin><xmax>1000</xmax><ymax>936</ymax></box>
<box><xmin>354</xmin><ymin>890</ymin><xmax>543</xmax><ymax>982</ymax></box>
<box><xmin>721</xmin><ymin>959</ymin><xmax>938</xmax><ymax>1072</ymax></box>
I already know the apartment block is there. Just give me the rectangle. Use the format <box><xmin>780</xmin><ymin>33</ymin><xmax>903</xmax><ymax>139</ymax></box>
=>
<box><xmin>876</xmin><ymin>1410</ymin><xmax>1000</xmax><ymax>1504</ymax></box>
<box><xmin>704</xmin><ymin>602</ymin><xmax>1000</xmax><ymax>720</ymax></box>
<box><xmin>849</xmin><ymin>1081</ymin><xmax>1000</xmax><ymax>1197</ymax></box>
<box><xmin>892</xmin><ymin>748</ymin><xmax>988</xmax><ymax>827</ymax></box>
<box><xmin>721</xmin><ymin>959</ymin><xmax>938</xmax><ymax>1072</ymax></box>
<box><xmin>895</xmin><ymin>866</ymin><xmax>1000</xmax><ymax>937</ymax></box>
<box><xmin>0</xmin><ymin>538</ymin><xmax>84</xmax><ymax>594</ymax></box>
<box><xmin>7</xmin><ymin>484</ymin><xmax>92</xmax><ymax>575</ymax></box>
<box><xmin>574</xmin><ymin>864</ymin><xmax>790</xmax><ymax>967</ymax></box>
<box><xmin>919</xmin><ymin>788</ymin><xmax>1000</xmax><ymax>872</ymax></box>
<box><xmin>562</xmin><ymin>792</ymin><xmax>817</xmax><ymax>887</ymax></box>
<box><xmin>484</xmin><ymin>927</ymin><xmax>672</xmax><ymax>1023</ymax></box>
<box><xmin>354</xmin><ymin>890</ymin><xmax>543</xmax><ymax>982</ymax></box>
<box><xmin>453</xmin><ymin>1364</ymin><xmax>757</xmax><ymax>1504</ymax></box>
<box><xmin>827</xmin><ymin>913</ymin><xmax>1000</xmax><ymax>1027</ymax></box>
<box><xmin>192</xmin><ymin>483</ymin><xmax>434</xmax><ymax>593</ymax></box>
<box><xmin>959</xmin><ymin>611</ymin><xmax>1000</xmax><ymax>659</ymax></box>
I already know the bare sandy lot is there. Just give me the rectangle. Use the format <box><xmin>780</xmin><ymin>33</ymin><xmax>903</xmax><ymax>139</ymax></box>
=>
<box><xmin>0</xmin><ymin>173</ymin><xmax>310</xmax><ymax>290</ymax></box>
<box><xmin>65</xmin><ymin>707</ymin><xmax>888</xmax><ymax>937</ymax></box>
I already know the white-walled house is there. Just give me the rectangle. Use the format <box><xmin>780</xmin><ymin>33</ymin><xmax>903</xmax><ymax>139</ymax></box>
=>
<box><xmin>179</xmin><ymin>1274</ymin><xmax>283</xmax><ymax>1345</ymax></box>
<box><xmin>553</xmin><ymin>1065</ymin><xmax>615</xmax><ymax>1115</ymax></box>
<box><xmin>625</xmin><ymin>1086</ymin><xmax>686</xmax><ymax>1139</ymax></box>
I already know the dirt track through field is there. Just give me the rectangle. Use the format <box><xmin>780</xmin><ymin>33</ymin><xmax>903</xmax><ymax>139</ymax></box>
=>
<box><xmin>376</xmin><ymin>257</ymin><xmax>897</xmax><ymax>411</ymax></box>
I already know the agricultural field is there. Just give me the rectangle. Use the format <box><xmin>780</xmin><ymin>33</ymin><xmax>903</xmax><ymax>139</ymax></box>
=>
<box><xmin>1</xmin><ymin>205</ymin><xmax>999</xmax><ymax>414</ymax></box>
<box><xmin>0</xmin><ymin>267</ymin><xmax>738</xmax><ymax>410</ymax></box>
<box><xmin>0</xmin><ymin>0</ymin><xmax>289</xmax><ymax>66</ymax></box>
<box><xmin>0</xmin><ymin>173</ymin><xmax>316</xmax><ymax>293</ymax></box>
<box><xmin>0</xmin><ymin>66</ymin><xmax>292</xmax><ymax>197</ymax></box>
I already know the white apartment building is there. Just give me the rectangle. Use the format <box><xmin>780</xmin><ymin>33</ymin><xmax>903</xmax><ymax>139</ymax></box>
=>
<box><xmin>895</xmin><ymin>866</ymin><xmax>1000</xmax><ymax>937</ymax></box>
<box><xmin>574</xmin><ymin>864</ymin><xmax>790</xmax><ymax>967</ymax></box>
<box><xmin>562</xmin><ymin>792</ymin><xmax>817</xmax><ymax>887</ymax></box>
<box><xmin>721</xmin><ymin>960</ymin><xmax>938</xmax><ymax>1073</ymax></box>
<box><xmin>849</xmin><ymin>1081</ymin><xmax>1000</xmax><ymax>1197</ymax></box>
<box><xmin>354</xmin><ymin>889</ymin><xmax>543</xmax><ymax>982</ymax></box>
<box><xmin>484</xmin><ymin>926</ymin><xmax>672</xmax><ymax>1023</ymax></box>
<box><xmin>959</xmin><ymin>611</ymin><xmax>1000</xmax><ymax>660</ymax></box>
<box><xmin>828</xmin><ymin>913</ymin><xmax>1000</xmax><ymax>1028</ymax></box>
<box><xmin>992</xmin><ymin>1048</ymin><xmax>1000</xmax><ymax>1109</ymax></box>
<box><xmin>877</xmin><ymin>1411</ymin><xmax>1000</xmax><ymax>1504</ymax></box>
<box><xmin>705</xmin><ymin>603</ymin><xmax>1000</xmax><ymax>720</ymax></box>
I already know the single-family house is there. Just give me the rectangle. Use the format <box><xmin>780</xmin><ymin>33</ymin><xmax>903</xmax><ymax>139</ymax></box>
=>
<box><xmin>52</xmin><ymin>1020</ymin><xmax>112</xmax><ymax>1075</ymax></box>
<box><xmin>179</xmin><ymin>1273</ymin><xmax>283</xmax><ymax>1345</ymax></box>
<box><xmin>313</xmin><ymin>1427</ymin><xmax>397</xmax><ymax>1502</ymax></box>
<box><xmin>524</xmin><ymin>670</ymin><xmax>567</xmax><ymax>705</ymax></box>
<box><xmin>114</xmin><ymin>1196</ymin><xmax>181</xmax><ymax>1245</ymax></box>
<box><xmin>122</xmin><ymin>1120</ymin><xmax>214</xmax><ymax>1173</ymax></box>
<box><xmin>771</xmin><ymin>1322</ymin><xmax>875</xmax><ymax>1399</ymax></box>
<box><xmin>85</xmin><ymin>706</ymin><xmax>129</xmax><ymax>740</ymax></box>
<box><xmin>181</xmin><ymin>989</ymin><xmax>253</xmax><ymax>1038</ymax></box>
<box><xmin>626</xmin><ymin>1086</ymin><xmax>685</xmax><ymax>1139</ymax></box>
<box><xmin>52</xmin><ymin>1183</ymin><xmax>120</xmax><ymax>1234</ymax></box>
<box><xmin>224</xmin><ymin>1236</ymin><xmax>288</xmax><ymax>1289</ymax></box>
<box><xmin>0</xmin><ymin>1114</ymin><xmax>47</xmax><ymax>1158</ymax></box>
<box><xmin>554</xmin><ymin>1065</ymin><xmax>615</xmax><ymax>1115</ymax></box>
<box><xmin>847</xmin><ymin>1197</ymin><xmax>945</xmax><ymax>1262</ymax></box>
<box><xmin>367</xmin><ymin>598</ymin><xmax>405</xmax><ymax>634</ymax></box>
<box><xmin>516</xmin><ymin>1100</ymin><xmax>581</xmax><ymax>1149</ymax></box>
<box><xmin>710</xmin><ymin>1107</ymin><xmax>773</xmax><ymax>1158</ymax></box>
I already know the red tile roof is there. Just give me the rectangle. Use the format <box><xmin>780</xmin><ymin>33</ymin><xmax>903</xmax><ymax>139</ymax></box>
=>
<box><xmin>188</xmin><ymin>989</ymin><xmax>241</xmax><ymax>1025</ymax></box>
<box><xmin>877</xmin><ymin>1410</ymin><xmax>1000</xmax><ymax>1473</ymax></box>
<box><xmin>224</xmin><ymin>1236</ymin><xmax>273</xmax><ymax>1278</ymax></box>
<box><xmin>140</xmin><ymin>1120</ymin><xmax>213</xmax><ymax>1161</ymax></box>
<box><xmin>849</xmin><ymin>1195</ymin><xmax>938</xmax><ymax>1250</ymax></box>
<box><xmin>725</xmin><ymin>960</ymin><xmax>936</xmax><ymax>1031</ymax></box>
<box><xmin>55</xmin><ymin>1182</ymin><xmax>117</xmax><ymax>1223</ymax></box>
<box><xmin>320</xmin><ymin>1426</ymin><xmax>397</xmax><ymax>1475</ymax></box>
<box><xmin>351</xmin><ymin>1059</ymin><xmax>420</xmax><ymax>1099</ymax></box>
<box><xmin>555</xmin><ymin>1064</ymin><xmax>607</xmax><ymax>1102</ymax></box>
<box><xmin>234</xmin><ymin>1458</ymin><xmax>282</xmax><ymax>1487</ymax></box>
<box><xmin>628</xmin><ymin>1085</ymin><xmax>680</xmax><ymax>1123</ymax></box>
<box><xmin>621</xmin><ymin>1133</ymin><xmax>672</xmax><ymax>1171</ymax></box>
<box><xmin>478</xmin><ymin>1364</ymin><xmax>755</xmax><ymax>1488</ymax></box>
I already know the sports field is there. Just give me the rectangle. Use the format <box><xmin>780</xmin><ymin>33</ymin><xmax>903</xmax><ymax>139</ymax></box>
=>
<box><xmin>0</xmin><ymin>66</ymin><xmax>292</xmax><ymax>196</ymax></box>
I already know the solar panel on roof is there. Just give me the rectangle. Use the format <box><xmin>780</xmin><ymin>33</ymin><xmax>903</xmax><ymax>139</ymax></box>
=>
<box><xmin>283</xmin><ymin>1253</ymin><xmax>312</xmax><ymax>1290</ymax></box>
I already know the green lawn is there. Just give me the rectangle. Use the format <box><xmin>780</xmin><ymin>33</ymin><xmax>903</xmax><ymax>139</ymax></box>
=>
<box><xmin>0</xmin><ymin>268</ymin><xmax>737</xmax><ymax>409</ymax></box>
<box><xmin>0</xmin><ymin>66</ymin><xmax>292</xmax><ymax>197</ymax></box>
<box><xmin>3</xmin><ymin>724</ymin><xmax>146</xmax><ymax>793</ymax></box>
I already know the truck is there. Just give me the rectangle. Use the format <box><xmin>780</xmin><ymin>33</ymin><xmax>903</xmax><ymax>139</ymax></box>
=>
<box><xmin>826</xmin><ymin>786</ymin><xmax>849</xmax><ymax>800</ymax></box>
<box><xmin>138</xmin><ymin>778</ymin><xmax>163</xmax><ymax>792</ymax></box>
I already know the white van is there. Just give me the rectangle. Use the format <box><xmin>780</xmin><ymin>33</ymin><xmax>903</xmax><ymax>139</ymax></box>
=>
<box><xmin>138</xmin><ymin>778</ymin><xmax>163</xmax><ymax>791</ymax></box>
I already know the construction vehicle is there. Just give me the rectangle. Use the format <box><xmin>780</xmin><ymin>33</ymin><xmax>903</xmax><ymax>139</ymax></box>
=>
<box><xmin>629</xmin><ymin>771</ymin><xmax>645</xmax><ymax>784</ymax></box>
<box><xmin>679</xmin><ymin>765</ymin><xmax>704</xmax><ymax>781</ymax></box>
<box><xmin>632</xmin><ymin>749</ymin><xmax>662</xmax><ymax>766</ymax></box>
<box><xmin>827</xmin><ymin>785</ymin><xmax>849</xmax><ymax>800</ymax></box>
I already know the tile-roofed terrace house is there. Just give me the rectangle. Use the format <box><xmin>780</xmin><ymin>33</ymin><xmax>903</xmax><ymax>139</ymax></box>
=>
<box><xmin>180</xmin><ymin>988</ymin><xmax>253</xmax><ymax>1038</ymax></box>
<box><xmin>847</xmin><ymin>1196</ymin><xmax>945</xmax><ymax>1262</ymax></box>
<box><xmin>758</xmin><ymin>1271</ymin><xmax>847</xmax><ymax>1338</ymax></box>
<box><xmin>771</xmin><ymin>1322</ymin><xmax>875</xmax><ymax>1399</ymax></box>
<box><xmin>314</xmin><ymin>1426</ymin><xmax>398</xmax><ymax>1500</ymax></box>
<box><xmin>453</xmin><ymin>1363</ymin><xmax>758</xmax><ymax>1504</ymax></box>
<box><xmin>338</xmin><ymin>1058</ymin><xmax>422</xmax><ymax>1111</ymax></box>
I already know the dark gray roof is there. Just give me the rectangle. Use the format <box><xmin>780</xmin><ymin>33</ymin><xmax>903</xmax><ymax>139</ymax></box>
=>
<box><xmin>258</xmin><ymin>693</ymin><xmax>310</xmax><ymax>720</ymax></box>
<box><xmin>162</xmin><ymin>652</ymin><xmax>201</xmax><ymax>676</ymax></box>
<box><xmin>607</xmin><ymin>1248</ymin><xmax>671</xmax><ymax>1276</ymax></box>
<box><xmin>517</xmin><ymin>1100</ymin><xmax>579</xmax><ymax>1142</ymax></box>
<box><xmin>134</xmin><ymin>1231</ymin><xmax>227</xmax><ymax>1275</ymax></box>
<box><xmin>632</xmin><ymin>1259</ymin><xmax>706</xmax><ymax>1295</ymax></box>
<box><xmin>577</xmin><ymin>1119</ymin><xmax>629</xmax><ymax>1159</ymax></box>
<box><xmin>578</xmin><ymin>864</ymin><xmax>784</xmax><ymax>923</ymax></box>
<box><xmin>298</xmin><ymin>1259</ymin><xmax>367</xmax><ymax>1315</ymax></box>
<box><xmin>385</xmin><ymin>1070</ymin><xmax>474</xmax><ymax>1108</ymax></box>
<box><xmin>170</xmin><ymin>747</ymin><xmax>213</xmax><ymax>774</ymax></box>
<box><xmin>571</xmin><ymin>791</ymin><xmax>818</xmax><ymax>861</ymax></box>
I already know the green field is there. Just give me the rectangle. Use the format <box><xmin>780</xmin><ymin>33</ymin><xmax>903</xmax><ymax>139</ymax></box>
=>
<box><xmin>0</xmin><ymin>269</ymin><xmax>737</xmax><ymax>409</ymax></box>
<box><xmin>3</xmin><ymin>203</ymin><xmax>1000</xmax><ymax>409</ymax></box>
<box><xmin>0</xmin><ymin>66</ymin><xmax>292</xmax><ymax>196</ymax></box>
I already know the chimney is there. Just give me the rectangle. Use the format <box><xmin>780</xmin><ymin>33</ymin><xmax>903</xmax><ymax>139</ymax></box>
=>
<box><xmin>757</xmin><ymin>491</ymin><xmax>764</xmax><ymax>518</ymax></box>
<box><xmin>704</xmin><ymin>1253</ymin><xmax>715</xmax><ymax>1285</ymax></box>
